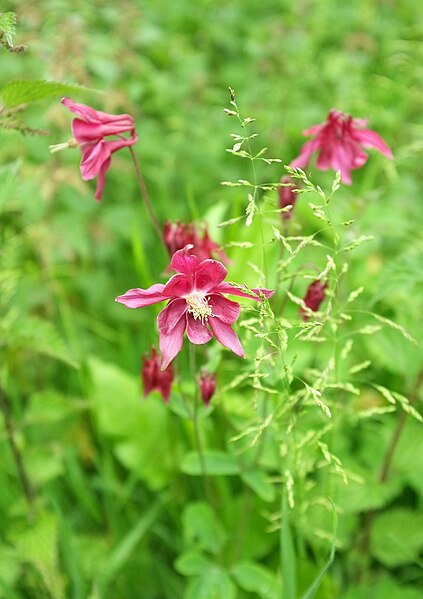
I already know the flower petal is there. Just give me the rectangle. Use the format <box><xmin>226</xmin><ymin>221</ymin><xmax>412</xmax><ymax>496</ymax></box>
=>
<box><xmin>80</xmin><ymin>140</ymin><xmax>111</xmax><ymax>181</ymax></box>
<box><xmin>352</xmin><ymin>128</ymin><xmax>393</xmax><ymax>158</ymax></box>
<box><xmin>213</xmin><ymin>282</ymin><xmax>274</xmax><ymax>301</ymax></box>
<box><xmin>72</xmin><ymin>119</ymin><xmax>136</xmax><ymax>143</ymax></box>
<box><xmin>194</xmin><ymin>259</ymin><xmax>228</xmax><ymax>293</ymax></box>
<box><xmin>159</xmin><ymin>308</ymin><xmax>186</xmax><ymax>370</ymax></box>
<box><xmin>62</xmin><ymin>97</ymin><xmax>135</xmax><ymax>127</ymax></box>
<box><xmin>290</xmin><ymin>139</ymin><xmax>320</xmax><ymax>170</ymax></box>
<box><xmin>209</xmin><ymin>318</ymin><xmax>245</xmax><ymax>358</ymax></box>
<box><xmin>209</xmin><ymin>295</ymin><xmax>240</xmax><ymax>324</ymax></box>
<box><xmin>186</xmin><ymin>314</ymin><xmax>213</xmax><ymax>344</ymax></box>
<box><xmin>157</xmin><ymin>299</ymin><xmax>188</xmax><ymax>335</ymax></box>
<box><xmin>163</xmin><ymin>273</ymin><xmax>192</xmax><ymax>298</ymax></box>
<box><xmin>115</xmin><ymin>284</ymin><xmax>165</xmax><ymax>308</ymax></box>
<box><xmin>94</xmin><ymin>156</ymin><xmax>111</xmax><ymax>201</ymax></box>
<box><xmin>170</xmin><ymin>244</ymin><xmax>200</xmax><ymax>276</ymax></box>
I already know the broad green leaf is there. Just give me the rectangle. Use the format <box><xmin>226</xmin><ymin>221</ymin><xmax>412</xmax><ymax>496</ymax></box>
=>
<box><xmin>182</xmin><ymin>502</ymin><xmax>226</xmax><ymax>554</ymax></box>
<box><xmin>175</xmin><ymin>552</ymin><xmax>212</xmax><ymax>576</ymax></box>
<box><xmin>371</xmin><ymin>508</ymin><xmax>423</xmax><ymax>567</ymax></box>
<box><xmin>0</xmin><ymin>80</ymin><xmax>89</xmax><ymax>107</ymax></box>
<box><xmin>185</xmin><ymin>565</ymin><xmax>236</xmax><ymax>599</ymax></box>
<box><xmin>232</xmin><ymin>561</ymin><xmax>281</xmax><ymax>598</ymax></box>
<box><xmin>181</xmin><ymin>450</ymin><xmax>239</xmax><ymax>476</ymax></box>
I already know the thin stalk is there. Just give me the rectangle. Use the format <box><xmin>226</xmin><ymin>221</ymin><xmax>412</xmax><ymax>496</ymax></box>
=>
<box><xmin>127</xmin><ymin>146</ymin><xmax>166</xmax><ymax>250</ymax></box>
<box><xmin>0</xmin><ymin>386</ymin><xmax>35</xmax><ymax>514</ymax></box>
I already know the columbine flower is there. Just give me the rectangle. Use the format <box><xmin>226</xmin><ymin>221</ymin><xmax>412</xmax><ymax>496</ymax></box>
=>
<box><xmin>279</xmin><ymin>175</ymin><xmax>299</xmax><ymax>220</ymax></box>
<box><xmin>51</xmin><ymin>97</ymin><xmax>138</xmax><ymax>201</ymax></box>
<box><xmin>199</xmin><ymin>370</ymin><xmax>216</xmax><ymax>406</ymax></box>
<box><xmin>300</xmin><ymin>280</ymin><xmax>328</xmax><ymax>321</ymax></box>
<box><xmin>290</xmin><ymin>109</ymin><xmax>393</xmax><ymax>184</ymax></box>
<box><xmin>116</xmin><ymin>244</ymin><xmax>274</xmax><ymax>369</ymax></box>
<box><xmin>163</xmin><ymin>221</ymin><xmax>228</xmax><ymax>264</ymax></box>
<box><xmin>142</xmin><ymin>347</ymin><xmax>174</xmax><ymax>402</ymax></box>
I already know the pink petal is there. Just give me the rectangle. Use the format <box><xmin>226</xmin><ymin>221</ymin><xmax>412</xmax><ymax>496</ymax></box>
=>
<box><xmin>186</xmin><ymin>314</ymin><xmax>213</xmax><ymax>344</ymax></box>
<box><xmin>209</xmin><ymin>318</ymin><xmax>245</xmax><ymax>358</ymax></box>
<box><xmin>213</xmin><ymin>282</ymin><xmax>274</xmax><ymax>301</ymax></box>
<box><xmin>163</xmin><ymin>274</ymin><xmax>193</xmax><ymax>298</ymax></box>
<box><xmin>72</xmin><ymin>118</ymin><xmax>136</xmax><ymax>143</ymax></box>
<box><xmin>115</xmin><ymin>284</ymin><xmax>165</xmax><ymax>308</ymax></box>
<box><xmin>62</xmin><ymin>97</ymin><xmax>135</xmax><ymax>127</ymax></box>
<box><xmin>209</xmin><ymin>294</ymin><xmax>240</xmax><ymax>324</ymax></box>
<box><xmin>352</xmin><ymin>128</ymin><xmax>393</xmax><ymax>158</ymax></box>
<box><xmin>290</xmin><ymin>139</ymin><xmax>320</xmax><ymax>170</ymax></box>
<box><xmin>158</xmin><ymin>306</ymin><xmax>187</xmax><ymax>370</ymax></box>
<box><xmin>80</xmin><ymin>140</ymin><xmax>111</xmax><ymax>180</ymax></box>
<box><xmin>194</xmin><ymin>259</ymin><xmax>227</xmax><ymax>293</ymax></box>
<box><xmin>105</xmin><ymin>135</ymin><xmax>138</xmax><ymax>155</ymax></box>
<box><xmin>157</xmin><ymin>299</ymin><xmax>188</xmax><ymax>335</ymax></box>
<box><xmin>170</xmin><ymin>245</ymin><xmax>200</xmax><ymax>276</ymax></box>
<box><xmin>94</xmin><ymin>156</ymin><xmax>111</xmax><ymax>201</ymax></box>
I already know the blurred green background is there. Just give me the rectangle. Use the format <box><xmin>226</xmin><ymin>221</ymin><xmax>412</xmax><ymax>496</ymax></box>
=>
<box><xmin>1</xmin><ymin>1</ymin><xmax>423</xmax><ymax>597</ymax></box>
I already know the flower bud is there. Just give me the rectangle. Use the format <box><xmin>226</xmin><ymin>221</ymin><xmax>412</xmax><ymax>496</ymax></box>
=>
<box><xmin>300</xmin><ymin>280</ymin><xmax>328</xmax><ymax>321</ymax></box>
<box><xmin>142</xmin><ymin>347</ymin><xmax>174</xmax><ymax>402</ymax></box>
<box><xmin>279</xmin><ymin>175</ymin><xmax>299</xmax><ymax>220</ymax></box>
<box><xmin>199</xmin><ymin>370</ymin><xmax>216</xmax><ymax>406</ymax></box>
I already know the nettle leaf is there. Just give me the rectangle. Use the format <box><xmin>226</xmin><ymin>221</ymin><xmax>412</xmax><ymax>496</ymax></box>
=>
<box><xmin>0</xmin><ymin>11</ymin><xmax>16</xmax><ymax>47</ymax></box>
<box><xmin>371</xmin><ymin>508</ymin><xmax>423</xmax><ymax>567</ymax></box>
<box><xmin>0</xmin><ymin>80</ymin><xmax>89</xmax><ymax>107</ymax></box>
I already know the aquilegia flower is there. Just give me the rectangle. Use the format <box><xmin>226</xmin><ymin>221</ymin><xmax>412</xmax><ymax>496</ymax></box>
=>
<box><xmin>116</xmin><ymin>244</ymin><xmax>274</xmax><ymax>369</ymax></box>
<box><xmin>142</xmin><ymin>347</ymin><xmax>174</xmax><ymax>402</ymax></box>
<box><xmin>279</xmin><ymin>175</ymin><xmax>299</xmax><ymax>221</ymax></box>
<box><xmin>163</xmin><ymin>220</ymin><xmax>228</xmax><ymax>264</ymax></box>
<box><xmin>300</xmin><ymin>280</ymin><xmax>328</xmax><ymax>321</ymax></box>
<box><xmin>199</xmin><ymin>370</ymin><xmax>217</xmax><ymax>406</ymax></box>
<box><xmin>52</xmin><ymin>97</ymin><xmax>138</xmax><ymax>201</ymax></box>
<box><xmin>290</xmin><ymin>109</ymin><xmax>393</xmax><ymax>184</ymax></box>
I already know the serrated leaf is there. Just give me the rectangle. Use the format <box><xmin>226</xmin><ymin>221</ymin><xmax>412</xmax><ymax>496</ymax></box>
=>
<box><xmin>0</xmin><ymin>12</ymin><xmax>16</xmax><ymax>47</ymax></box>
<box><xmin>0</xmin><ymin>80</ymin><xmax>90</xmax><ymax>107</ymax></box>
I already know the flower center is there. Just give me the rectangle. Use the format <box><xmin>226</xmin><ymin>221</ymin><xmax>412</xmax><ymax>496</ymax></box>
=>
<box><xmin>185</xmin><ymin>293</ymin><xmax>212</xmax><ymax>323</ymax></box>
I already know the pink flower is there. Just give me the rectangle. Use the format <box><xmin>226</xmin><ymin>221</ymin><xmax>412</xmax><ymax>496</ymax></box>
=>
<box><xmin>300</xmin><ymin>280</ymin><xmax>328</xmax><ymax>321</ymax></box>
<box><xmin>199</xmin><ymin>370</ymin><xmax>216</xmax><ymax>406</ymax></box>
<box><xmin>279</xmin><ymin>175</ymin><xmax>299</xmax><ymax>220</ymax></box>
<box><xmin>290</xmin><ymin>109</ymin><xmax>393</xmax><ymax>184</ymax></box>
<box><xmin>60</xmin><ymin>97</ymin><xmax>138</xmax><ymax>201</ymax></box>
<box><xmin>142</xmin><ymin>347</ymin><xmax>174</xmax><ymax>402</ymax></box>
<box><xmin>115</xmin><ymin>245</ymin><xmax>274</xmax><ymax>369</ymax></box>
<box><xmin>163</xmin><ymin>221</ymin><xmax>229</xmax><ymax>264</ymax></box>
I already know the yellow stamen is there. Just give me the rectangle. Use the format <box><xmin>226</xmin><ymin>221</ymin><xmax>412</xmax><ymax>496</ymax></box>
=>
<box><xmin>186</xmin><ymin>293</ymin><xmax>212</xmax><ymax>324</ymax></box>
<box><xmin>49</xmin><ymin>137</ymin><xmax>79</xmax><ymax>154</ymax></box>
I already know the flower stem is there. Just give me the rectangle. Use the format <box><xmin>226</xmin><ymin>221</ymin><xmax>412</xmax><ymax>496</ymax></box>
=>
<box><xmin>0</xmin><ymin>386</ymin><xmax>35</xmax><ymax>513</ymax></box>
<box><xmin>127</xmin><ymin>146</ymin><xmax>166</xmax><ymax>249</ymax></box>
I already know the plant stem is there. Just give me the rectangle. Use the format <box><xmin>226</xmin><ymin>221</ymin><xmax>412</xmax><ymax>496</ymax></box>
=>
<box><xmin>127</xmin><ymin>146</ymin><xmax>166</xmax><ymax>250</ymax></box>
<box><xmin>0</xmin><ymin>386</ymin><xmax>35</xmax><ymax>512</ymax></box>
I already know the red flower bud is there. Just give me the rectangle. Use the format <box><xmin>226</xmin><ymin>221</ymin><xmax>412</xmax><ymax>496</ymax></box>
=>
<box><xmin>279</xmin><ymin>175</ymin><xmax>299</xmax><ymax>220</ymax></box>
<box><xmin>300</xmin><ymin>280</ymin><xmax>328</xmax><ymax>321</ymax></box>
<box><xmin>163</xmin><ymin>221</ymin><xmax>228</xmax><ymax>264</ymax></box>
<box><xmin>199</xmin><ymin>370</ymin><xmax>217</xmax><ymax>406</ymax></box>
<box><xmin>142</xmin><ymin>347</ymin><xmax>174</xmax><ymax>402</ymax></box>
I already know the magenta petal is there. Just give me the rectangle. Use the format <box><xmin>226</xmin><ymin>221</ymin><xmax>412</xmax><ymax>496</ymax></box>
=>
<box><xmin>159</xmin><ymin>311</ymin><xmax>186</xmax><ymax>370</ymax></box>
<box><xmin>194</xmin><ymin>259</ymin><xmax>227</xmax><ymax>293</ymax></box>
<box><xmin>186</xmin><ymin>314</ymin><xmax>213</xmax><ymax>344</ymax></box>
<box><xmin>72</xmin><ymin>119</ymin><xmax>136</xmax><ymax>143</ymax></box>
<box><xmin>209</xmin><ymin>318</ymin><xmax>245</xmax><ymax>358</ymax></box>
<box><xmin>213</xmin><ymin>282</ymin><xmax>274</xmax><ymax>301</ymax></box>
<box><xmin>209</xmin><ymin>295</ymin><xmax>240</xmax><ymax>324</ymax></box>
<box><xmin>62</xmin><ymin>97</ymin><xmax>135</xmax><ymax>127</ymax></box>
<box><xmin>163</xmin><ymin>274</ymin><xmax>192</xmax><ymax>298</ymax></box>
<box><xmin>115</xmin><ymin>284</ymin><xmax>165</xmax><ymax>308</ymax></box>
<box><xmin>170</xmin><ymin>245</ymin><xmax>200</xmax><ymax>276</ymax></box>
<box><xmin>353</xmin><ymin>128</ymin><xmax>393</xmax><ymax>158</ymax></box>
<box><xmin>290</xmin><ymin>139</ymin><xmax>320</xmax><ymax>170</ymax></box>
<box><xmin>157</xmin><ymin>299</ymin><xmax>188</xmax><ymax>335</ymax></box>
<box><xmin>80</xmin><ymin>140</ymin><xmax>110</xmax><ymax>180</ymax></box>
<box><xmin>94</xmin><ymin>157</ymin><xmax>111</xmax><ymax>201</ymax></box>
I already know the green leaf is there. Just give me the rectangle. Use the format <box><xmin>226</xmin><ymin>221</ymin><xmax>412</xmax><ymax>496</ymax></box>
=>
<box><xmin>371</xmin><ymin>508</ymin><xmax>423</xmax><ymax>567</ymax></box>
<box><xmin>182</xmin><ymin>502</ymin><xmax>226</xmax><ymax>554</ymax></box>
<box><xmin>0</xmin><ymin>12</ymin><xmax>16</xmax><ymax>47</ymax></box>
<box><xmin>231</xmin><ymin>561</ymin><xmax>281</xmax><ymax>598</ymax></box>
<box><xmin>0</xmin><ymin>80</ymin><xmax>90</xmax><ymax>107</ymax></box>
<box><xmin>242</xmin><ymin>470</ymin><xmax>275</xmax><ymax>502</ymax></box>
<box><xmin>185</xmin><ymin>565</ymin><xmax>236</xmax><ymax>599</ymax></box>
<box><xmin>181</xmin><ymin>450</ymin><xmax>239</xmax><ymax>476</ymax></box>
<box><xmin>175</xmin><ymin>552</ymin><xmax>212</xmax><ymax>576</ymax></box>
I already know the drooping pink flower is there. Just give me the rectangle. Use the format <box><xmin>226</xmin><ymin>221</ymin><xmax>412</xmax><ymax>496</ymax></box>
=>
<box><xmin>116</xmin><ymin>244</ymin><xmax>274</xmax><ymax>369</ymax></box>
<box><xmin>300</xmin><ymin>280</ymin><xmax>328</xmax><ymax>321</ymax></box>
<box><xmin>163</xmin><ymin>221</ymin><xmax>228</xmax><ymax>264</ymax></box>
<box><xmin>279</xmin><ymin>175</ymin><xmax>299</xmax><ymax>220</ymax></box>
<box><xmin>290</xmin><ymin>109</ymin><xmax>393</xmax><ymax>184</ymax></box>
<box><xmin>199</xmin><ymin>370</ymin><xmax>216</xmax><ymax>406</ymax></box>
<box><xmin>59</xmin><ymin>97</ymin><xmax>138</xmax><ymax>201</ymax></box>
<box><xmin>142</xmin><ymin>347</ymin><xmax>174</xmax><ymax>402</ymax></box>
